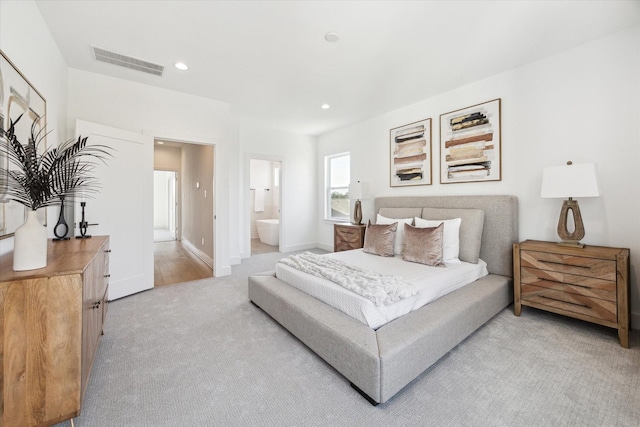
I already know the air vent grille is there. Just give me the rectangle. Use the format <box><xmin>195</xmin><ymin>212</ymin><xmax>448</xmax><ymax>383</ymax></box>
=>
<box><xmin>92</xmin><ymin>46</ymin><xmax>164</xmax><ymax>76</ymax></box>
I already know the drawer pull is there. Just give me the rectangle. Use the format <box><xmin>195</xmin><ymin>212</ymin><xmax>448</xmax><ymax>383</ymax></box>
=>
<box><xmin>105</xmin><ymin>249</ymin><xmax>112</xmax><ymax>253</ymax></box>
<box><xmin>92</xmin><ymin>300</ymin><xmax>101</xmax><ymax>309</ymax></box>
<box><xmin>104</xmin><ymin>274</ymin><xmax>110</xmax><ymax>278</ymax></box>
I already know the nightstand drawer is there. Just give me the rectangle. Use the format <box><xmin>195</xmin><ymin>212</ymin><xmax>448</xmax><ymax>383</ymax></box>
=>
<box><xmin>520</xmin><ymin>267</ymin><xmax>616</xmax><ymax>302</ymax></box>
<box><xmin>334</xmin><ymin>224</ymin><xmax>366</xmax><ymax>252</ymax></box>
<box><xmin>336</xmin><ymin>227</ymin><xmax>362</xmax><ymax>242</ymax></box>
<box><xmin>520</xmin><ymin>250</ymin><xmax>616</xmax><ymax>281</ymax></box>
<box><xmin>521</xmin><ymin>283</ymin><xmax>617</xmax><ymax>323</ymax></box>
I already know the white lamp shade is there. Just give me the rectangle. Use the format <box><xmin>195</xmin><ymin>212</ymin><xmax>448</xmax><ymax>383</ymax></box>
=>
<box><xmin>541</xmin><ymin>163</ymin><xmax>599</xmax><ymax>199</ymax></box>
<box><xmin>349</xmin><ymin>180</ymin><xmax>362</xmax><ymax>200</ymax></box>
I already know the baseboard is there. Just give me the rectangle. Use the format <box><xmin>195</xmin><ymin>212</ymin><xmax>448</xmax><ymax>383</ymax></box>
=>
<box><xmin>316</xmin><ymin>242</ymin><xmax>333</xmax><ymax>253</ymax></box>
<box><xmin>282</xmin><ymin>242</ymin><xmax>319</xmax><ymax>253</ymax></box>
<box><xmin>181</xmin><ymin>238</ymin><xmax>214</xmax><ymax>268</ymax></box>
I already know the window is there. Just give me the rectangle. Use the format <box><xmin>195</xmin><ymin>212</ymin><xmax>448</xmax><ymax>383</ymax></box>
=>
<box><xmin>325</xmin><ymin>152</ymin><xmax>350</xmax><ymax>221</ymax></box>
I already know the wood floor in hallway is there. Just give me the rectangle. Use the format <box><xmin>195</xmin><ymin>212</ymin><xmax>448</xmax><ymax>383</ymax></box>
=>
<box><xmin>154</xmin><ymin>240</ymin><xmax>213</xmax><ymax>287</ymax></box>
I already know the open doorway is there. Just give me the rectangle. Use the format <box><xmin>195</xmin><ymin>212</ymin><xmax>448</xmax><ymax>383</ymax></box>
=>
<box><xmin>154</xmin><ymin>140</ymin><xmax>214</xmax><ymax>286</ymax></box>
<box><xmin>249</xmin><ymin>159</ymin><xmax>282</xmax><ymax>255</ymax></box>
<box><xmin>154</xmin><ymin>170</ymin><xmax>177</xmax><ymax>242</ymax></box>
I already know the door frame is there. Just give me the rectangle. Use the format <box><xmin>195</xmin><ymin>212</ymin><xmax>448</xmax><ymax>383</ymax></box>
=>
<box><xmin>245</xmin><ymin>153</ymin><xmax>285</xmax><ymax>257</ymax></box>
<box><xmin>149</xmin><ymin>132</ymin><xmax>218</xmax><ymax>275</ymax></box>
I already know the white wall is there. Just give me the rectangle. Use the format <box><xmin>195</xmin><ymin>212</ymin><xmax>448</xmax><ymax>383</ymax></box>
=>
<box><xmin>66</xmin><ymin>68</ymin><xmax>236</xmax><ymax>275</ymax></box>
<box><xmin>0</xmin><ymin>0</ymin><xmax>69</xmax><ymax>256</ymax></box>
<box><xmin>317</xmin><ymin>26</ymin><xmax>640</xmax><ymax>327</ymax></box>
<box><xmin>240</xmin><ymin>121</ymin><xmax>317</xmax><ymax>257</ymax></box>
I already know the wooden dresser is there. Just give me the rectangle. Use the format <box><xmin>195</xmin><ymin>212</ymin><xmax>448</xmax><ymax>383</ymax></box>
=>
<box><xmin>513</xmin><ymin>240</ymin><xmax>629</xmax><ymax>347</ymax></box>
<box><xmin>334</xmin><ymin>223</ymin><xmax>366</xmax><ymax>252</ymax></box>
<box><xmin>0</xmin><ymin>236</ymin><xmax>110</xmax><ymax>426</ymax></box>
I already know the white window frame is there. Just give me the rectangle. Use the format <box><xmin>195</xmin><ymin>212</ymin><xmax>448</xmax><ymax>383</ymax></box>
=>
<box><xmin>324</xmin><ymin>152</ymin><xmax>351</xmax><ymax>222</ymax></box>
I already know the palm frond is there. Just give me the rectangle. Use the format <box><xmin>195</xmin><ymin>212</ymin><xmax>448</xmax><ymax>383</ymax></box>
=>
<box><xmin>0</xmin><ymin>115</ymin><xmax>113</xmax><ymax>210</ymax></box>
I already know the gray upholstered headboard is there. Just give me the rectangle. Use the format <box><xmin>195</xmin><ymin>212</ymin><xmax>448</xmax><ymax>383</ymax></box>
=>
<box><xmin>374</xmin><ymin>195</ymin><xmax>518</xmax><ymax>277</ymax></box>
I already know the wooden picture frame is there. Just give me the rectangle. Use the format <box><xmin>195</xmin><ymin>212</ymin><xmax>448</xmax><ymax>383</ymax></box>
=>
<box><xmin>440</xmin><ymin>98</ymin><xmax>501</xmax><ymax>184</ymax></box>
<box><xmin>0</xmin><ymin>49</ymin><xmax>47</xmax><ymax>239</ymax></box>
<box><xmin>389</xmin><ymin>118</ymin><xmax>432</xmax><ymax>187</ymax></box>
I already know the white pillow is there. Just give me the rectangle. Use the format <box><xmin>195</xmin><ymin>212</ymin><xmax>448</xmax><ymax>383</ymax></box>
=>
<box><xmin>376</xmin><ymin>214</ymin><xmax>413</xmax><ymax>255</ymax></box>
<box><xmin>414</xmin><ymin>217</ymin><xmax>461</xmax><ymax>263</ymax></box>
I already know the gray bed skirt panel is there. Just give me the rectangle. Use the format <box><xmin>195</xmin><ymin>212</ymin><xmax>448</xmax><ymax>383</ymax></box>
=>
<box><xmin>248</xmin><ymin>271</ymin><xmax>512</xmax><ymax>404</ymax></box>
<box><xmin>248</xmin><ymin>272</ymin><xmax>383</xmax><ymax>402</ymax></box>
<box><xmin>376</xmin><ymin>274</ymin><xmax>512</xmax><ymax>402</ymax></box>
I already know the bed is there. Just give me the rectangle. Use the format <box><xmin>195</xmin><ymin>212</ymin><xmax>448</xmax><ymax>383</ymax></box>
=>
<box><xmin>248</xmin><ymin>195</ymin><xmax>518</xmax><ymax>404</ymax></box>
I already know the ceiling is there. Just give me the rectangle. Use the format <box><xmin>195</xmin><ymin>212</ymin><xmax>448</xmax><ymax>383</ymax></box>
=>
<box><xmin>35</xmin><ymin>1</ymin><xmax>640</xmax><ymax>136</ymax></box>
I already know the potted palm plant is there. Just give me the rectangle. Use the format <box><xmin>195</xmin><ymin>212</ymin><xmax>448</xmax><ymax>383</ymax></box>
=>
<box><xmin>0</xmin><ymin>114</ymin><xmax>111</xmax><ymax>271</ymax></box>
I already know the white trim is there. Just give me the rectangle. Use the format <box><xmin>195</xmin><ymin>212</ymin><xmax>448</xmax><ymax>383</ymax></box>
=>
<box><xmin>181</xmin><ymin>238</ymin><xmax>214</xmax><ymax>268</ymax></box>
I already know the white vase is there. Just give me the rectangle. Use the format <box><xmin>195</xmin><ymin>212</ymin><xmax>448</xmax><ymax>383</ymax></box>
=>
<box><xmin>13</xmin><ymin>210</ymin><xmax>48</xmax><ymax>271</ymax></box>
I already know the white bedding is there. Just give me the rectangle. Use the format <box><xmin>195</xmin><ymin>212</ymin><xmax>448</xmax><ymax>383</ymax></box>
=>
<box><xmin>275</xmin><ymin>249</ymin><xmax>488</xmax><ymax>329</ymax></box>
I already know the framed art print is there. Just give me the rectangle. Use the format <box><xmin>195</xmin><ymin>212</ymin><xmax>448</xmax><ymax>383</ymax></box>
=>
<box><xmin>390</xmin><ymin>118</ymin><xmax>432</xmax><ymax>187</ymax></box>
<box><xmin>440</xmin><ymin>98</ymin><xmax>501</xmax><ymax>184</ymax></box>
<box><xmin>0</xmin><ymin>49</ymin><xmax>47</xmax><ymax>239</ymax></box>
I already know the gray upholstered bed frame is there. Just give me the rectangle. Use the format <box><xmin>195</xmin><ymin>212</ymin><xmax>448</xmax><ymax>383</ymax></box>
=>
<box><xmin>248</xmin><ymin>195</ymin><xmax>518</xmax><ymax>404</ymax></box>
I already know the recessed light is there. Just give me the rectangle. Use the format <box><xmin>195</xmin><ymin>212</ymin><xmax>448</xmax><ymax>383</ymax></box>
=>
<box><xmin>321</xmin><ymin>104</ymin><xmax>331</xmax><ymax>109</ymax></box>
<box><xmin>174</xmin><ymin>62</ymin><xmax>188</xmax><ymax>71</ymax></box>
<box><xmin>157</xmin><ymin>141</ymin><xmax>165</xmax><ymax>145</ymax></box>
<box><xmin>324</xmin><ymin>32</ymin><xmax>340</xmax><ymax>43</ymax></box>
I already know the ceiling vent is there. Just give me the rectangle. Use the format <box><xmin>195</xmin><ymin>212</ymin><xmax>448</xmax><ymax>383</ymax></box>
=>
<box><xmin>92</xmin><ymin>46</ymin><xmax>164</xmax><ymax>76</ymax></box>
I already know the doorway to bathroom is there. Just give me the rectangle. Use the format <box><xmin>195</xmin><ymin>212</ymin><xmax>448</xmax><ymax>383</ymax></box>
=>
<box><xmin>249</xmin><ymin>159</ymin><xmax>281</xmax><ymax>256</ymax></box>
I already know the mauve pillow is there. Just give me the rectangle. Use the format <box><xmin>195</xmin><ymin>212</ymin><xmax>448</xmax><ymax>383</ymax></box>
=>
<box><xmin>376</xmin><ymin>214</ymin><xmax>413</xmax><ymax>255</ymax></box>
<box><xmin>414</xmin><ymin>217</ymin><xmax>461</xmax><ymax>264</ymax></box>
<box><xmin>421</xmin><ymin>207</ymin><xmax>484</xmax><ymax>264</ymax></box>
<box><xmin>402</xmin><ymin>223</ymin><xmax>445</xmax><ymax>267</ymax></box>
<box><xmin>363</xmin><ymin>221</ymin><xmax>397</xmax><ymax>257</ymax></box>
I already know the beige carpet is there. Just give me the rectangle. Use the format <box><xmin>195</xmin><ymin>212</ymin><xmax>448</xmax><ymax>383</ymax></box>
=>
<box><xmin>60</xmin><ymin>251</ymin><xmax>640</xmax><ymax>426</ymax></box>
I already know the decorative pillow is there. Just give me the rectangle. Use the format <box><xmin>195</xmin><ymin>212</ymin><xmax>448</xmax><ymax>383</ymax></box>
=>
<box><xmin>376</xmin><ymin>214</ymin><xmax>413</xmax><ymax>255</ymax></box>
<box><xmin>363</xmin><ymin>220</ymin><xmax>396</xmax><ymax>257</ymax></box>
<box><xmin>414</xmin><ymin>217</ymin><xmax>461</xmax><ymax>264</ymax></box>
<box><xmin>421</xmin><ymin>208</ymin><xmax>484</xmax><ymax>264</ymax></box>
<box><xmin>402</xmin><ymin>223</ymin><xmax>445</xmax><ymax>267</ymax></box>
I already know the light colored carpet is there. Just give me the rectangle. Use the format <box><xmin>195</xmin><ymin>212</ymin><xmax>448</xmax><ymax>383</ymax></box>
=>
<box><xmin>64</xmin><ymin>251</ymin><xmax>640</xmax><ymax>426</ymax></box>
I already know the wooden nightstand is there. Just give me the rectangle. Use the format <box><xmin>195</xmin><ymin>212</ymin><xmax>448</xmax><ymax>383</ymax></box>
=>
<box><xmin>513</xmin><ymin>240</ymin><xmax>630</xmax><ymax>348</ymax></box>
<box><xmin>334</xmin><ymin>223</ymin><xmax>366</xmax><ymax>252</ymax></box>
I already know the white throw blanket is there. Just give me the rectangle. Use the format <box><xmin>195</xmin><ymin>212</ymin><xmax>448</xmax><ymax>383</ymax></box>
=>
<box><xmin>277</xmin><ymin>252</ymin><xmax>417</xmax><ymax>306</ymax></box>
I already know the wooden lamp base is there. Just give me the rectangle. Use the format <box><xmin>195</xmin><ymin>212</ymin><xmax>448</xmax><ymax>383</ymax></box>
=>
<box><xmin>557</xmin><ymin>198</ymin><xmax>586</xmax><ymax>247</ymax></box>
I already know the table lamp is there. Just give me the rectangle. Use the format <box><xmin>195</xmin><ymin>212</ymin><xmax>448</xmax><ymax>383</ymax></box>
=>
<box><xmin>349</xmin><ymin>180</ymin><xmax>363</xmax><ymax>225</ymax></box>
<box><xmin>540</xmin><ymin>161</ymin><xmax>599</xmax><ymax>248</ymax></box>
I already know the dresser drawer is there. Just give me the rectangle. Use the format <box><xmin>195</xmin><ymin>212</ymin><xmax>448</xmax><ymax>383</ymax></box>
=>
<box><xmin>521</xmin><ymin>283</ymin><xmax>617</xmax><ymax>323</ymax></box>
<box><xmin>520</xmin><ymin>250</ymin><xmax>616</xmax><ymax>281</ymax></box>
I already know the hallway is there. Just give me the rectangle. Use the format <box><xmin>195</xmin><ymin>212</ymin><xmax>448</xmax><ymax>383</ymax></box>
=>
<box><xmin>154</xmin><ymin>241</ymin><xmax>213</xmax><ymax>286</ymax></box>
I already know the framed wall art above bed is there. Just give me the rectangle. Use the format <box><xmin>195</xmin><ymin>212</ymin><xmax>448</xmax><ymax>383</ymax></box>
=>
<box><xmin>389</xmin><ymin>118</ymin><xmax>432</xmax><ymax>187</ymax></box>
<box><xmin>0</xmin><ymin>49</ymin><xmax>47</xmax><ymax>239</ymax></box>
<box><xmin>440</xmin><ymin>98</ymin><xmax>501</xmax><ymax>184</ymax></box>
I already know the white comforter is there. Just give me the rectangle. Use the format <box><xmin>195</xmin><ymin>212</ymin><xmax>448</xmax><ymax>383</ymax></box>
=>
<box><xmin>278</xmin><ymin>252</ymin><xmax>417</xmax><ymax>306</ymax></box>
<box><xmin>275</xmin><ymin>249</ymin><xmax>488</xmax><ymax>329</ymax></box>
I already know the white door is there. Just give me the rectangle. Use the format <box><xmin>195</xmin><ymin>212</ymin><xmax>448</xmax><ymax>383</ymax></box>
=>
<box><xmin>75</xmin><ymin>120</ymin><xmax>154</xmax><ymax>300</ymax></box>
